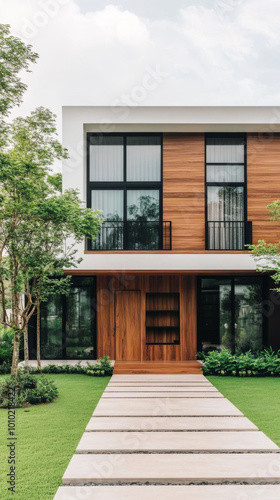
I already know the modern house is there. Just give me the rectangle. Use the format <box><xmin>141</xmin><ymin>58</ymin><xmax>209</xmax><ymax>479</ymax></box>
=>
<box><xmin>29</xmin><ymin>107</ymin><xmax>280</xmax><ymax>373</ymax></box>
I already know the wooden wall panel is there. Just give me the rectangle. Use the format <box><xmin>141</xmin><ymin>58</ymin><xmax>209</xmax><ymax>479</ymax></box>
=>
<box><xmin>115</xmin><ymin>291</ymin><xmax>141</xmax><ymax>360</ymax></box>
<box><xmin>247</xmin><ymin>134</ymin><xmax>280</xmax><ymax>244</ymax></box>
<box><xmin>96</xmin><ymin>275</ymin><xmax>115</xmax><ymax>359</ymax></box>
<box><xmin>96</xmin><ymin>274</ymin><xmax>197</xmax><ymax>361</ymax></box>
<box><xmin>163</xmin><ymin>134</ymin><xmax>205</xmax><ymax>251</ymax></box>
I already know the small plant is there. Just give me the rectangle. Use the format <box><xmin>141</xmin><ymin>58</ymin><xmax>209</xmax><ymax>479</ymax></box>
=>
<box><xmin>202</xmin><ymin>348</ymin><xmax>280</xmax><ymax>377</ymax></box>
<box><xmin>0</xmin><ymin>370</ymin><xmax>58</xmax><ymax>408</ymax></box>
<box><xmin>29</xmin><ymin>355</ymin><xmax>114</xmax><ymax>376</ymax></box>
<box><xmin>86</xmin><ymin>356</ymin><xmax>113</xmax><ymax>377</ymax></box>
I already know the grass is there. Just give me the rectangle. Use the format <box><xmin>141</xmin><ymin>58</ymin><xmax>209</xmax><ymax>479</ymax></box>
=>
<box><xmin>208</xmin><ymin>376</ymin><xmax>280</xmax><ymax>446</ymax></box>
<box><xmin>1</xmin><ymin>374</ymin><xmax>279</xmax><ymax>498</ymax></box>
<box><xmin>0</xmin><ymin>374</ymin><xmax>110</xmax><ymax>500</ymax></box>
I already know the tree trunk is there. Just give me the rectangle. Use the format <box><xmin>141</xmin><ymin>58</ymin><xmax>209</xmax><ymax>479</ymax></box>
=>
<box><xmin>24</xmin><ymin>324</ymin><xmax>29</xmax><ymax>375</ymax></box>
<box><xmin>37</xmin><ymin>303</ymin><xmax>41</xmax><ymax>370</ymax></box>
<box><xmin>11</xmin><ymin>330</ymin><xmax>20</xmax><ymax>378</ymax></box>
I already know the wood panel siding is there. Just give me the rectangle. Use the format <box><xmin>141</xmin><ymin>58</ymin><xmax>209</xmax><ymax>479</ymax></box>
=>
<box><xmin>96</xmin><ymin>274</ymin><xmax>197</xmax><ymax>361</ymax></box>
<box><xmin>181</xmin><ymin>275</ymin><xmax>197</xmax><ymax>360</ymax></box>
<box><xmin>115</xmin><ymin>290</ymin><xmax>141</xmax><ymax>360</ymax></box>
<box><xmin>163</xmin><ymin>134</ymin><xmax>205</xmax><ymax>251</ymax></box>
<box><xmin>247</xmin><ymin>134</ymin><xmax>280</xmax><ymax>245</ymax></box>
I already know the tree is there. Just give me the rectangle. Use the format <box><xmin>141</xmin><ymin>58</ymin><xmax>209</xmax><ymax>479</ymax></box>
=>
<box><xmin>248</xmin><ymin>200</ymin><xmax>280</xmax><ymax>291</ymax></box>
<box><xmin>0</xmin><ymin>26</ymin><xmax>102</xmax><ymax>377</ymax></box>
<box><xmin>0</xmin><ymin>108</ymin><xmax>102</xmax><ymax>377</ymax></box>
<box><xmin>0</xmin><ymin>24</ymin><xmax>38</xmax><ymax>146</ymax></box>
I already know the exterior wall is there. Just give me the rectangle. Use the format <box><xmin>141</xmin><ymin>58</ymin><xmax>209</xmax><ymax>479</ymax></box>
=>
<box><xmin>52</xmin><ymin>108</ymin><xmax>280</xmax><ymax>361</ymax></box>
<box><xmin>247</xmin><ymin>134</ymin><xmax>280</xmax><ymax>245</ymax></box>
<box><xmin>96</xmin><ymin>274</ymin><xmax>197</xmax><ymax>361</ymax></box>
<box><xmin>163</xmin><ymin>133</ymin><xmax>280</xmax><ymax>252</ymax></box>
<box><xmin>163</xmin><ymin>134</ymin><xmax>205</xmax><ymax>251</ymax></box>
<box><xmin>62</xmin><ymin>107</ymin><xmax>280</xmax><ymax>273</ymax></box>
<box><xmin>95</xmin><ymin>272</ymin><xmax>280</xmax><ymax>361</ymax></box>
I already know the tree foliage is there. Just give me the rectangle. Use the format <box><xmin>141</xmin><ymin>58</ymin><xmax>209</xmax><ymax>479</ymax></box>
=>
<box><xmin>0</xmin><ymin>24</ymin><xmax>38</xmax><ymax>146</ymax></box>
<box><xmin>248</xmin><ymin>200</ymin><xmax>280</xmax><ymax>291</ymax></box>
<box><xmin>0</xmin><ymin>26</ymin><xmax>102</xmax><ymax>376</ymax></box>
<box><xmin>0</xmin><ymin>107</ymin><xmax>102</xmax><ymax>376</ymax></box>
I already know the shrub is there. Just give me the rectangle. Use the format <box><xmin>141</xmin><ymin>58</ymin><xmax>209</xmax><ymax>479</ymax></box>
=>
<box><xmin>0</xmin><ymin>371</ymin><xmax>58</xmax><ymax>408</ymax></box>
<box><xmin>86</xmin><ymin>355</ymin><xmax>113</xmax><ymax>377</ymax></box>
<box><xmin>0</xmin><ymin>360</ymin><xmax>12</xmax><ymax>374</ymax></box>
<box><xmin>30</xmin><ymin>355</ymin><xmax>114</xmax><ymax>376</ymax></box>
<box><xmin>202</xmin><ymin>348</ymin><xmax>280</xmax><ymax>377</ymax></box>
<box><xmin>0</xmin><ymin>326</ymin><xmax>14</xmax><ymax>364</ymax></box>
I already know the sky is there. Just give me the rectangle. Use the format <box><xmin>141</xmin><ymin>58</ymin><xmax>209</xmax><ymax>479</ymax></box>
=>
<box><xmin>1</xmin><ymin>0</ymin><xmax>280</xmax><ymax>137</ymax></box>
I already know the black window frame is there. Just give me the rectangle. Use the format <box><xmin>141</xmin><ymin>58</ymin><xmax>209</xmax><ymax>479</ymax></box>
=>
<box><xmin>28</xmin><ymin>276</ymin><xmax>97</xmax><ymax>360</ymax></box>
<box><xmin>205</xmin><ymin>133</ymin><xmax>248</xmax><ymax>250</ymax></box>
<box><xmin>87</xmin><ymin>132</ymin><xmax>163</xmax><ymax>250</ymax></box>
<box><xmin>197</xmin><ymin>275</ymin><xmax>265</xmax><ymax>353</ymax></box>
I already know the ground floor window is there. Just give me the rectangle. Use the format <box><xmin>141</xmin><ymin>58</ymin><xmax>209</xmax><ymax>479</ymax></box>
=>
<box><xmin>198</xmin><ymin>276</ymin><xmax>263</xmax><ymax>353</ymax></box>
<box><xmin>29</xmin><ymin>276</ymin><xmax>96</xmax><ymax>360</ymax></box>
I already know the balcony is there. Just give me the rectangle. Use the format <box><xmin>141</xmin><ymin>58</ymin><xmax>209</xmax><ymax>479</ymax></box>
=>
<box><xmin>206</xmin><ymin>221</ymin><xmax>252</xmax><ymax>250</ymax></box>
<box><xmin>89</xmin><ymin>220</ymin><xmax>172</xmax><ymax>251</ymax></box>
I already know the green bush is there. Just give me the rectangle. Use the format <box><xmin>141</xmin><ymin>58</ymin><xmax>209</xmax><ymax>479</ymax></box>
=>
<box><xmin>202</xmin><ymin>348</ymin><xmax>280</xmax><ymax>377</ymax></box>
<box><xmin>0</xmin><ymin>371</ymin><xmax>58</xmax><ymax>408</ymax></box>
<box><xmin>0</xmin><ymin>360</ymin><xmax>12</xmax><ymax>374</ymax></box>
<box><xmin>86</xmin><ymin>355</ymin><xmax>113</xmax><ymax>377</ymax></box>
<box><xmin>30</xmin><ymin>355</ymin><xmax>113</xmax><ymax>377</ymax></box>
<box><xmin>0</xmin><ymin>326</ymin><xmax>14</xmax><ymax>364</ymax></box>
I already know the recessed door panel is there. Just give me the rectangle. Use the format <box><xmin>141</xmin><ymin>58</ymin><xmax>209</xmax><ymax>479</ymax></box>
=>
<box><xmin>115</xmin><ymin>291</ymin><xmax>141</xmax><ymax>361</ymax></box>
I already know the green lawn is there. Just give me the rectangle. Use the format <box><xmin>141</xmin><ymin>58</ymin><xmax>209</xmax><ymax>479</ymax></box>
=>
<box><xmin>208</xmin><ymin>376</ymin><xmax>280</xmax><ymax>446</ymax></box>
<box><xmin>0</xmin><ymin>374</ymin><xmax>110</xmax><ymax>500</ymax></box>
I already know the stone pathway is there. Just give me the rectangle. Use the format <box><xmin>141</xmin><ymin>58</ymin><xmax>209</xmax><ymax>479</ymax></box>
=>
<box><xmin>54</xmin><ymin>374</ymin><xmax>280</xmax><ymax>499</ymax></box>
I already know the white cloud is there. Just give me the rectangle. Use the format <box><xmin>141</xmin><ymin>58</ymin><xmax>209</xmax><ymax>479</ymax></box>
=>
<box><xmin>1</xmin><ymin>0</ymin><xmax>280</xmax><ymax>133</ymax></box>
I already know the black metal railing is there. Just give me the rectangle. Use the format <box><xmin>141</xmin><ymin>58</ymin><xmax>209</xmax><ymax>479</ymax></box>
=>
<box><xmin>206</xmin><ymin>221</ymin><xmax>252</xmax><ymax>250</ymax></box>
<box><xmin>90</xmin><ymin>220</ymin><xmax>172</xmax><ymax>251</ymax></box>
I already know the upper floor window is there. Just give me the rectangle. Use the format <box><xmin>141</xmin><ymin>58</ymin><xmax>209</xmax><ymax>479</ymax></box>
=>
<box><xmin>205</xmin><ymin>135</ymin><xmax>251</xmax><ymax>250</ymax></box>
<box><xmin>87</xmin><ymin>133</ymin><xmax>171</xmax><ymax>250</ymax></box>
<box><xmin>89</xmin><ymin>136</ymin><xmax>124</xmax><ymax>182</ymax></box>
<box><xmin>89</xmin><ymin>135</ymin><xmax>161</xmax><ymax>182</ymax></box>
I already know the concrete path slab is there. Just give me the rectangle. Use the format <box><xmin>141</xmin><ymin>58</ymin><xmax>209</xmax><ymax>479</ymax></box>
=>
<box><xmin>105</xmin><ymin>386</ymin><xmax>218</xmax><ymax>392</ymax></box>
<box><xmin>55</xmin><ymin>373</ymin><xmax>280</xmax><ymax>499</ymax></box>
<box><xmin>77</xmin><ymin>430</ymin><xmax>278</xmax><ymax>453</ymax></box>
<box><xmin>94</xmin><ymin>397</ymin><xmax>243</xmax><ymax>416</ymax></box>
<box><xmin>54</xmin><ymin>485</ymin><xmax>280</xmax><ymax>500</ymax></box>
<box><xmin>108</xmin><ymin>379</ymin><xmax>213</xmax><ymax>387</ymax></box>
<box><xmin>62</xmin><ymin>453</ymin><xmax>280</xmax><ymax>484</ymax></box>
<box><xmin>108</xmin><ymin>382</ymin><xmax>213</xmax><ymax>387</ymax></box>
<box><xmin>102</xmin><ymin>391</ymin><xmax>223</xmax><ymax>398</ymax></box>
<box><xmin>111</xmin><ymin>375</ymin><xmax>206</xmax><ymax>382</ymax></box>
<box><xmin>86</xmin><ymin>416</ymin><xmax>258</xmax><ymax>432</ymax></box>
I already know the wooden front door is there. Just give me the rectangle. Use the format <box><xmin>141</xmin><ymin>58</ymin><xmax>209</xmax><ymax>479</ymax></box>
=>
<box><xmin>115</xmin><ymin>290</ymin><xmax>141</xmax><ymax>361</ymax></box>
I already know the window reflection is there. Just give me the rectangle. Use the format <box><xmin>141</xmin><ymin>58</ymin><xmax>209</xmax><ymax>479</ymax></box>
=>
<box><xmin>40</xmin><ymin>277</ymin><xmax>95</xmax><ymax>359</ymax></box>
<box><xmin>199</xmin><ymin>277</ymin><xmax>263</xmax><ymax>353</ymax></box>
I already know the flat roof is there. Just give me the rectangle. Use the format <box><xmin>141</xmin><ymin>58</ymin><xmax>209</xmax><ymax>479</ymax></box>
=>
<box><xmin>62</xmin><ymin>106</ymin><xmax>280</xmax><ymax>132</ymax></box>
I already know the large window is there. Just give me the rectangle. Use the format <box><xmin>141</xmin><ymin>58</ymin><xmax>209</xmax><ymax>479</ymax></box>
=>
<box><xmin>205</xmin><ymin>135</ymin><xmax>249</xmax><ymax>250</ymax></box>
<box><xmin>88</xmin><ymin>134</ymin><xmax>165</xmax><ymax>250</ymax></box>
<box><xmin>198</xmin><ymin>277</ymin><xmax>263</xmax><ymax>353</ymax></box>
<box><xmin>29</xmin><ymin>277</ymin><xmax>96</xmax><ymax>360</ymax></box>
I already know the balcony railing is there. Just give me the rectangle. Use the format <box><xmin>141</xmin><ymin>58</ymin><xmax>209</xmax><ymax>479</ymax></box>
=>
<box><xmin>206</xmin><ymin>221</ymin><xmax>252</xmax><ymax>250</ymax></box>
<box><xmin>90</xmin><ymin>220</ymin><xmax>172</xmax><ymax>251</ymax></box>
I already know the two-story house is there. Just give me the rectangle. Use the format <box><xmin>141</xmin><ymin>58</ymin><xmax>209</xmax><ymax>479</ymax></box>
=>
<box><xmin>28</xmin><ymin>107</ymin><xmax>280</xmax><ymax>373</ymax></box>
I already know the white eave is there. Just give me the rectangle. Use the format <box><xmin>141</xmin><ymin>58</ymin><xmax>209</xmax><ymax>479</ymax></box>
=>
<box><xmin>66</xmin><ymin>253</ymin><xmax>257</xmax><ymax>272</ymax></box>
<box><xmin>62</xmin><ymin>105</ymin><xmax>280</xmax><ymax>133</ymax></box>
